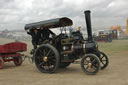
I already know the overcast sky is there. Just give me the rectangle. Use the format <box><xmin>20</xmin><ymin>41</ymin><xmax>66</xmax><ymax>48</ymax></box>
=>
<box><xmin>0</xmin><ymin>0</ymin><xmax>128</xmax><ymax>31</ymax></box>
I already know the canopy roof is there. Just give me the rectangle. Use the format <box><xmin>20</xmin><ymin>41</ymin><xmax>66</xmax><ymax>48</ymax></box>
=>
<box><xmin>24</xmin><ymin>17</ymin><xmax>73</xmax><ymax>30</ymax></box>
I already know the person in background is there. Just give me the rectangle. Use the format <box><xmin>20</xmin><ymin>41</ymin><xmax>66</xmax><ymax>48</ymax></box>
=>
<box><xmin>77</xmin><ymin>26</ymin><xmax>84</xmax><ymax>40</ymax></box>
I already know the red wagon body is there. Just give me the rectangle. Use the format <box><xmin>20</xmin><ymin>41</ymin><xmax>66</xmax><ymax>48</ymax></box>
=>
<box><xmin>0</xmin><ymin>42</ymin><xmax>27</xmax><ymax>53</ymax></box>
<box><xmin>0</xmin><ymin>42</ymin><xmax>27</xmax><ymax>69</ymax></box>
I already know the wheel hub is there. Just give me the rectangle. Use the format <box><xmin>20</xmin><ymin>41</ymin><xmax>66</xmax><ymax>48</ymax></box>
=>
<box><xmin>88</xmin><ymin>63</ymin><xmax>92</xmax><ymax>68</ymax></box>
<box><xmin>43</xmin><ymin>56</ymin><xmax>48</xmax><ymax>62</ymax></box>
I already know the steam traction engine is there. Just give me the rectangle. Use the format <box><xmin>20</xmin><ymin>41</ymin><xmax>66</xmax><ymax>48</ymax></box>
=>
<box><xmin>25</xmin><ymin>10</ymin><xmax>109</xmax><ymax>75</ymax></box>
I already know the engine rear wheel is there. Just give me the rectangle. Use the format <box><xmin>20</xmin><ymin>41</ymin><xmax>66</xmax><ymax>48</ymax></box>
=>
<box><xmin>81</xmin><ymin>54</ymin><xmax>100</xmax><ymax>75</ymax></box>
<box><xmin>34</xmin><ymin>44</ymin><xmax>60</xmax><ymax>73</ymax></box>
<box><xmin>0</xmin><ymin>57</ymin><xmax>4</xmax><ymax>69</ymax></box>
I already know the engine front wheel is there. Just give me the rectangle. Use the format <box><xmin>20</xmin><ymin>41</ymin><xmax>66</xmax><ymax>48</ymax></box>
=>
<box><xmin>34</xmin><ymin>44</ymin><xmax>60</xmax><ymax>73</ymax></box>
<box><xmin>99</xmin><ymin>52</ymin><xmax>109</xmax><ymax>70</ymax></box>
<box><xmin>81</xmin><ymin>54</ymin><xmax>101</xmax><ymax>75</ymax></box>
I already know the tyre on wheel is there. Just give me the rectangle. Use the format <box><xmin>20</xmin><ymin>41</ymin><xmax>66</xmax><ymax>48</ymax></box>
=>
<box><xmin>34</xmin><ymin>44</ymin><xmax>60</xmax><ymax>73</ymax></box>
<box><xmin>13</xmin><ymin>56</ymin><xmax>22</xmax><ymax>66</ymax></box>
<box><xmin>81</xmin><ymin>54</ymin><xmax>101</xmax><ymax>75</ymax></box>
<box><xmin>99</xmin><ymin>51</ymin><xmax>109</xmax><ymax>70</ymax></box>
<box><xmin>0</xmin><ymin>57</ymin><xmax>4</xmax><ymax>69</ymax></box>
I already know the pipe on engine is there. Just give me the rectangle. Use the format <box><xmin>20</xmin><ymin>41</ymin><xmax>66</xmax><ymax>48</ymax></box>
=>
<box><xmin>84</xmin><ymin>10</ymin><xmax>93</xmax><ymax>41</ymax></box>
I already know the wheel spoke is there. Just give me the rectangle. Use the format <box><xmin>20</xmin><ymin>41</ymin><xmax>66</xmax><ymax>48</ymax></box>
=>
<box><xmin>51</xmin><ymin>59</ymin><xmax>56</xmax><ymax>61</ymax></box>
<box><xmin>102</xmin><ymin>60</ymin><xmax>106</xmax><ymax>61</ymax></box>
<box><xmin>48</xmin><ymin>56</ymin><xmax>55</xmax><ymax>59</ymax></box>
<box><xmin>45</xmin><ymin>62</ymin><xmax>54</xmax><ymax>71</ymax></box>
<box><xmin>92</xmin><ymin>63</ymin><xmax>98</xmax><ymax>68</ymax></box>
<box><xmin>48</xmin><ymin>61</ymin><xmax>55</xmax><ymax>65</ymax></box>
<box><xmin>101</xmin><ymin>56</ymin><xmax>104</xmax><ymax>60</ymax></box>
<box><xmin>91</xmin><ymin>59</ymin><xmax>96</xmax><ymax>64</ymax></box>
<box><xmin>86</xmin><ymin>66</ymin><xmax>89</xmax><ymax>70</ymax></box>
<box><xmin>38</xmin><ymin>50</ymin><xmax>43</xmax><ymax>57</ymax></box>
<box><xmin>38</xmin><ymin>62</ymin><xmax>45</xmax><ymax>67</ymax></box>
<box><xmin>46</xmin><ymin>49</ymin><xmax>52</xmax><ymax>57</ymax></box>
<box><xmin>41</xmin><ymin>48</ymin><xmax>46</xmax><ymax>56</ymax></box>
<box><xmin>48</xmin><ymin>51</ymin><xmax>54</xmax><ymax>57</ymax></box>
<box><xmin>51</xmin><ymin>59</ymin><xmax>56</xmax><ymax>63</ymax></box>
<box><xmin>83</xmin><ymin>61</ymin><xmax>89</xmax><ymax>66</ymax></box>
<box><xmin>47</xmin><ymin>66</ymin><xmax>50</xmax><ymax>71</ymax></box>
<box><xmin>44</xmin><ymin>66</ymin><xmax>47</xmax><ymax>71</ymax></box>
<box><xmin>45</xmin><ymin>63</ymin><xmax>49</xmax><ymax>71</ymax></box>
<box><xmin>92</xmin><ymin>66</ymin><xmax>97</xmax><ymax>72</ymax></box>
<box><xmin>84</xmin><ymin>63</ymin><xmax>89</xmax><ymax>65</ymax></box>
<box><xmin>101</xmin><ymin>61</ymin><xmax>105</xmax><ymax>65</ymax></box>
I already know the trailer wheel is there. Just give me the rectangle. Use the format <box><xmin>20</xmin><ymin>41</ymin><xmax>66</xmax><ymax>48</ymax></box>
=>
<box><xmin>59</xmin><ymin>62</ymin><xmax>71</xmax><ymax>68</ymax></box>
<box><xmin>0</xmin><ymin>57</ymin><xmax>4</xmax><ymax>69</ymax></box>
<box><xmin>34</xmin><ymin>44</ymin><xmax>60</xmax><ymax>73</ymax></box>
<box><xmin>81</xmin><ymin>54</ymin><xmax>100</xmax><ymax>75</ymax></box>
<box><xmin>13</xmin><ymin>56</ymin><xmax>22</xmax><ymax>66</ymax></box>
<box><xmin>99</xmin><ymin>52</ymin><xmax>109</xmax><ymax>70</ymax></box>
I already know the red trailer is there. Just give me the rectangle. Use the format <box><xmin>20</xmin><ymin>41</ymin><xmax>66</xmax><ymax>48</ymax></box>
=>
<box><xmin>0</xmin><ymin>42</ymin><xmax>27</xmax><ymax>69</ymax></box>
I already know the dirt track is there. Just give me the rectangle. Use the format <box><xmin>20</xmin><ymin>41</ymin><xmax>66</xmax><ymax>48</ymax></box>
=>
<box><xmin>0</xmin><ymin>52</ymin><xmax>128</xmax><ymax>85</ymax></box>
<box><xmin>0</xmin><ymin>38</ymin><xmax>128</xmax><ymax>85</ymax></box>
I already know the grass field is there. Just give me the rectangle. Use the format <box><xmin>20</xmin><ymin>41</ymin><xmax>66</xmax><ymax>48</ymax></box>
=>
<box><xmin>1</xmin><ymin>37</ymin><xmax>128</xmax><ymax>55</ymax></box>
<box><xmin>99</xmin><ymin>40</ymin><xmax>128</xmax><ymax>55</ymax></box>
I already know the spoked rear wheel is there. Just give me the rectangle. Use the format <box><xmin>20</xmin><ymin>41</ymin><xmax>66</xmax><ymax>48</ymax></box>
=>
<box><xmin>0</xmin><ymin>57</ymin><xmax>4</xmax><ymax>69</ymax></box>
<box><xmin>34</xmin><ymin>44</ymin><xmax>60</xmax><ymax>73</ymax></box>
<box><xmin>99</xmin><ymin>52</ymin><xmax>109</xmax><ymax>70</ymax></box>
<box><xmin>81</xmin><ymin>54</ymin><xmax>100</xmax><ymax>75</ymax></box>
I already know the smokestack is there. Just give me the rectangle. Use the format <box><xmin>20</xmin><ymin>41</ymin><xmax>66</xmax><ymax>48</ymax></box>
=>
<box><xmin>84</xmin><ymin>10</ymin><xmax>93</xmax><ymax>41</ymax></box>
